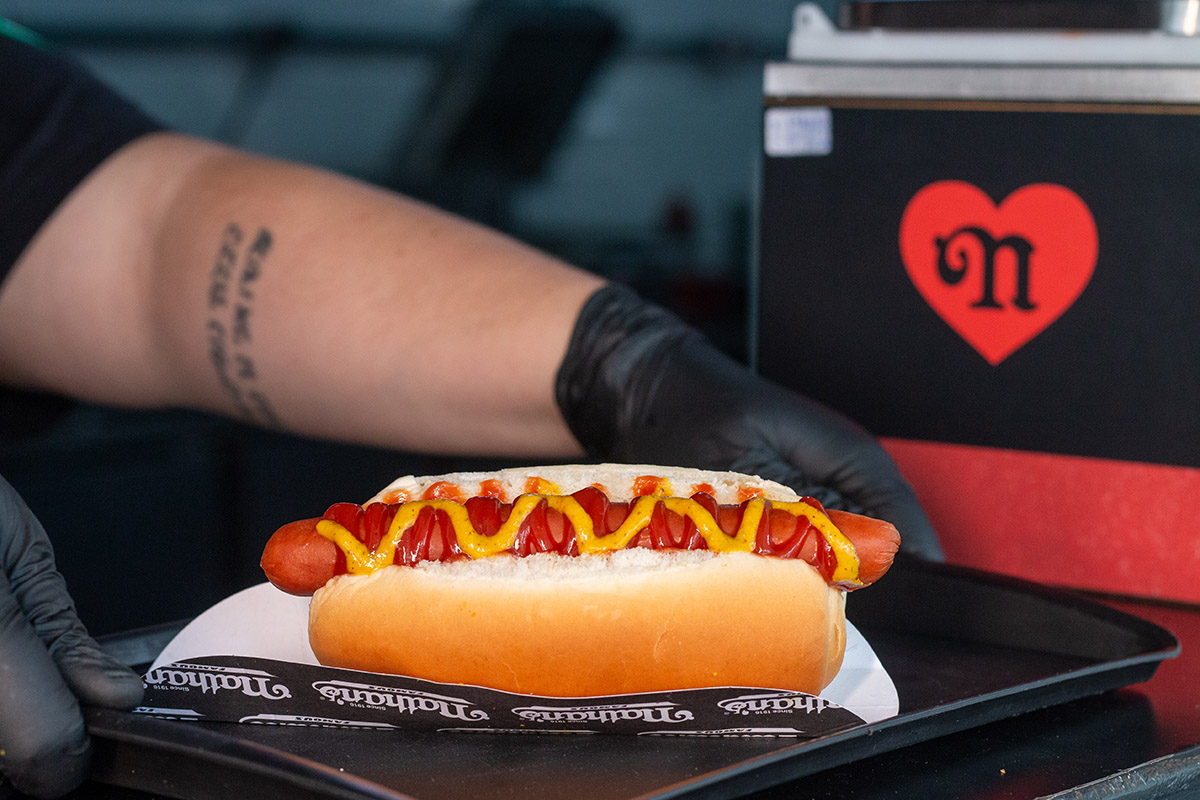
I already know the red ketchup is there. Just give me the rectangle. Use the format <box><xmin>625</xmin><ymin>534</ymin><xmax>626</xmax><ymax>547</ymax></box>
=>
<box><xmin>325</xmin><ymin>488</ymin><xmax>835</xmax><ymax>581</ymax></box>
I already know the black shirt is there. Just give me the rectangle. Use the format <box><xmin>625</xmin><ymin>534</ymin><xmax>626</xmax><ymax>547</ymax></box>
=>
<box><xmin>0</xmin><ymin>26</ymin><xmax>163</xmax><ymax>436</ymax></box>
<box><xmin>0</xmin><ymin>26</ymin><xmax>163</xmax><ymax>281</ymax></box>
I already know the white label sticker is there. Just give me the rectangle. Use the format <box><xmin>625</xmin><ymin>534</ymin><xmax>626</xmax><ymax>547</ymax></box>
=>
<box><xmin>764</xmin><ymin>106</ymin><xmax>832</xmax><ymax>157</ymax></box>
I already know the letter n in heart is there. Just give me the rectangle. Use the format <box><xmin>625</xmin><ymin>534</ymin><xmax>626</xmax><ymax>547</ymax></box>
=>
<box><xmin>898</xmin><ymin>181</ymin><xmax>1098</xmax><ymax>365</ymax></box>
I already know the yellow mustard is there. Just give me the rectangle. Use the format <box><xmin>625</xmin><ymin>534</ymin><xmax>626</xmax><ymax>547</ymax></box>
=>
<box><xmin>314</xmin><ymin>492</ymin><xmax>861</xmax><ymax>586</ymax></box>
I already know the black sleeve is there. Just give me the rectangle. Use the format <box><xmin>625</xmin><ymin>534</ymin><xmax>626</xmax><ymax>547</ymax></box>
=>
<box><xmin>0</xmin><ymin>27</ymin><xmax>165</xmax><ymax>439</ymax></box>
<box><xmin>0</xmin><ymin>29</ymin><xmax>165</xmax><ymax>282</ymax></box>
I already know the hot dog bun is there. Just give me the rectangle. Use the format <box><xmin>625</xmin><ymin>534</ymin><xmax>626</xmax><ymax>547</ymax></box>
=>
<box><xmin>310</xmin><ymin>547</ymin><xmax>845</xmax><ymax>696</ymax></box>
<box><xmin>304</xmin><ymin>464</ymin><xmax>887</xmax><ymax>697</ymax></box>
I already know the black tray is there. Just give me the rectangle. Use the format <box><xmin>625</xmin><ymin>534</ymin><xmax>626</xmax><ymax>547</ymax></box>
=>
<box><xmin>85</xmin><ymin>559</ymin><xmax>1179</xmax><ymax>800</ymax></box>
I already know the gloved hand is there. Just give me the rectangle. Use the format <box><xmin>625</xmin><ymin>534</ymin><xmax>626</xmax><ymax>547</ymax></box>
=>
<box><xmin>556</xmin><ymin>284</ymin><xmax>944</xmax><ymax>560</ymax></box>
<box><xmin>0</xmin><ymin>475</ymin><xmax>145</xmax><ymax>798</ymax></box>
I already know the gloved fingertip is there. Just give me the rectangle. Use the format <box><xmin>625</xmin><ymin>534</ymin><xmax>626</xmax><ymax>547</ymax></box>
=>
<box><xmin>59</xmin><ymin>648</ymin><xmax>145</xmax><ymax>711</ymax></box>
<box><xmin>862</xmin><ymin>485</ymin><xmax>946</xmax><ymax>563</ymax></box>
<box><xmin>891</xmin><ymin>516</ymin><xmax>946</xmax><ymax>562</ymax></box>
<box><xmin>89</xmin><ymin>668</ymin><xmax>145</xmax><ymax>711</ymax></box>
<box><xmin>900</xmin><ymin>539</ymin><xmax>947</xmax><ymax>562</ymax></box>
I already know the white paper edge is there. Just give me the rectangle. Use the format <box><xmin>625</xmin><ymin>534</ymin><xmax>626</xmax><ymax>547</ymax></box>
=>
<box><xmin>151</xmin><ymin>582</ymin><xmax>899</xmax><ymax>724</ymax></box>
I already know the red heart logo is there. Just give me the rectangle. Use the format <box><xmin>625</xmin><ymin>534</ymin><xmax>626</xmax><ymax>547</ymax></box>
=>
<box><xmin>899</xmin><ymin>181</ymin><xmax>1098</xmax><ymax>365</ymax></box>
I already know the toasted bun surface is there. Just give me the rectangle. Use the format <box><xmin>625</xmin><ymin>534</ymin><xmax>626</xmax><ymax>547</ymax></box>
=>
<box><xmin>310</xmin><ymin>549</ymin><xmax>845</xmax><ymax>696</ymax></box>
<box><xmin>367</xmin><ymin>463</ymin><xmax>804</xmax><ymax>506</ymax></box>
<box><xmin>310</xmin><ymin>464</ymin><xmax>848</xmax><ymax>697</ymax></box>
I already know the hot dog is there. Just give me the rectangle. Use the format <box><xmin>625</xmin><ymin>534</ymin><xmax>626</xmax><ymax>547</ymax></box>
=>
<box><xmin>261</xmin><ymin>464</ymin><xmax>900</xmax><ymax>697</ymax></box>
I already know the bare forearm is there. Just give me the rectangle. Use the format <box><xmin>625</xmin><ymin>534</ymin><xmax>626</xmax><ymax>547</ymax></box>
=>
<box><xmin>0</xmin><ymin>133</ymin><xmax>604</xmax><ymax>456</ymax></box>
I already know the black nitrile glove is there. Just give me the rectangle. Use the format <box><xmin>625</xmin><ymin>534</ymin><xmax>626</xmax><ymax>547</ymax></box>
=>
<box><xmin>0</xmin><ymin>475</ymin><xmax>145</xmax><ymax>798</ymax></box>
<box><xmin>556</xmin><ymin>284</ymin><xmax>944</xmax><ymax>561</ymax></box>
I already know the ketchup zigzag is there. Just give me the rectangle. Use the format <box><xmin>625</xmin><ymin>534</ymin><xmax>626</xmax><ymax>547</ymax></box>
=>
<box><xmin>314</xmin><ymin>486</ymin><xmax>862</xmax><ymax>588</ymax></box>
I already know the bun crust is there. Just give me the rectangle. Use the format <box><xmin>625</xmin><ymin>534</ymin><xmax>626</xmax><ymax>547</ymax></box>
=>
<box><xmin>367</xmin><ymin>463</ymin><xmax>803</xmax><ymax>506</ymax></box>
<box><xmin>310</xmin><ymin>464</ymin><xmax>848</xmax><ymax>697</ymax></box>
<box><xmin>310</xmin><ymin>549</ymin><xmax>845</xmax><ymax>697</ymax></box>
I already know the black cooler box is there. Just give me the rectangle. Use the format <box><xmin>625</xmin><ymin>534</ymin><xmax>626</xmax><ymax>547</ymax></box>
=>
<box><xmin>756</xmin><ymin>3</ymin><xmax>1200</xmax><ymax>603</ymax></box>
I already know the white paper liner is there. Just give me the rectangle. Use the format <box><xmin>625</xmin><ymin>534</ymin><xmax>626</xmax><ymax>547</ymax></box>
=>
<box><xmin>151</xmin><ymin>582</ymin><xmax>899</xmax><ymax>724</ymax></box>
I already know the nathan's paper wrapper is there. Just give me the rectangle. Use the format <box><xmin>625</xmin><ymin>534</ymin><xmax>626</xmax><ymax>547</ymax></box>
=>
<box><xmin>137</xmin><ymin>583</ymin><xmax>899</xmax><ymax>737</ymax></box>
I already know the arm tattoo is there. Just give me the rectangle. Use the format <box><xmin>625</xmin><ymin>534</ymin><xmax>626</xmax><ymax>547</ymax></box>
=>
<box><xmin>207</xmin><ymin>223</ymin><xmax>280</xmax><ymax>427</ymax></box>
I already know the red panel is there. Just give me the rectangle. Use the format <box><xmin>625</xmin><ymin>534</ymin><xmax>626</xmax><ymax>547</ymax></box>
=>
<box><xmin>882</xmin><ymin>437</ymin><xmax>1200</xmax><ymax>603</ymax></box>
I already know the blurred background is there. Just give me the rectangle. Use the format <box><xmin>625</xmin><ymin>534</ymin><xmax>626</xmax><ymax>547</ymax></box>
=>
<box><xmin>0</xmin><ymin>0</ymin><xmax>840</xmax><ymax>633</ymax></box>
